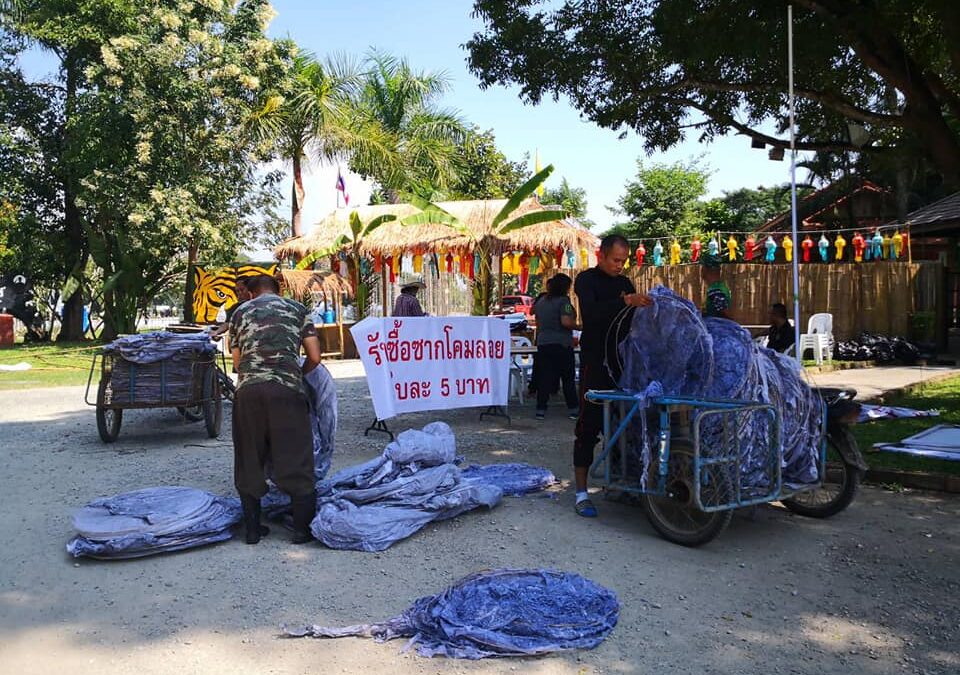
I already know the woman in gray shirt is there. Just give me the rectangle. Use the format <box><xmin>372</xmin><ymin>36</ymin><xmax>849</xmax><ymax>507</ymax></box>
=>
<box><xmin>533</xmin><ymin>273</ymin><xmax>579</xmax><ymax>420</ymax></box>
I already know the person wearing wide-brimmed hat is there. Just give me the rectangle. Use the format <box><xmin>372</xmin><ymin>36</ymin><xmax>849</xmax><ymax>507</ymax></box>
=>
<box><xmin>392</xmin><ymin>279</ymin><xmax>427</xmax><ymax>317</ymax></box>
<box><xmin>700</xmin><ymin>253</ymin><xmax>732</xmax><ymax>319</ymax></box>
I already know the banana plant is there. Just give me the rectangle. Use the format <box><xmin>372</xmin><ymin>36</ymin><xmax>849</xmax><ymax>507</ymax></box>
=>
<box><xmin>298</xmin><ymin>210</ymin><xmax>397</xmax><ymax>319</ymax></box>
<box><xmin>401</xmin><ymin>164</ymin><xmax>567</xmax><ymax>315</ymax></box>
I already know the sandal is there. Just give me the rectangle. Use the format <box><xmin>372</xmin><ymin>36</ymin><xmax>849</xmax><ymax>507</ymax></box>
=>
<box><xmin>575</xmin><ymin>499</ymin><xmax>598</xmax><ymax>518</ymax></box>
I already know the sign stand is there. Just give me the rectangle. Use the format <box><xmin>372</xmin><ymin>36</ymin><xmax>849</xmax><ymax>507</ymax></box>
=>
<box><xmin>364</xmin><ymin>417</ymin><xmax>393</xmax><ymax>441</ymax></box>
<box><xmin>479</xmin><ymin>405</ymin><xmax>511</xmax><ymax>424</ymax></box>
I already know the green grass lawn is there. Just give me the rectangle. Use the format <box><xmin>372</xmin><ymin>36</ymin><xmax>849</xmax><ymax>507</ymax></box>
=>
<box><xmin>0</xmin><ymin>341</ymin><xmax>103</xmax><ymax>390</ymax></box>
<box><xmin>853</xmin><ymin>374</ymin><xmax>960</xmax><ymax>477</ymax></box>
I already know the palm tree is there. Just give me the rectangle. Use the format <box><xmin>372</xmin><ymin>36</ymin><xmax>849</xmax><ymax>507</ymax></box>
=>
<box><xmin>352</xmin><ymin>51</ymin><xmax>466</xmax><ymax>201</ymax></box>
<box><xmin>248</xmin><ymin>52</ymin><xmax>398</xmax><ymax>238</ymax></box>
<box><xmin>403</xmin><ymin>165</ymin><xmax>567</xmax><ymax>315</ymax></box>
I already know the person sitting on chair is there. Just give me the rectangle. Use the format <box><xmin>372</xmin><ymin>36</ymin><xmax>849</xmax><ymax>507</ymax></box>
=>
<box><xmin>766</xmin><ymin>302</ymin><xmax>795</xmax><ymax>353</ymax></box>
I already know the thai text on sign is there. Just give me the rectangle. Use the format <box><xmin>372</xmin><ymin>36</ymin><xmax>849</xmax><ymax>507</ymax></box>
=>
<box><xmin>351</xmin><ymin>316</ymin><xmax>511</xmax><ymax>420</ymax></box>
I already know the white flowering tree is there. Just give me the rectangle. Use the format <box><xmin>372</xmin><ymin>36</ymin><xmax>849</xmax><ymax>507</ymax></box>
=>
<box><xmin>7</xmin><ymin>0</ymin><xmax>291</xmax><ymax>337</ymax></box>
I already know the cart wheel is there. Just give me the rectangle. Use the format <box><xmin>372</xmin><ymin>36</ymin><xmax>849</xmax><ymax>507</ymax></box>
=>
<box><xmin>202</xmin><ymin>367</ymin><xmax>222</xmax><ymax>438</ymax></box>
<box><xmin>96</xmin><ymin>379</ymin><xmax>122</xmax><ymax>443</ymax></box>
<box><xmin>642</xmin><ymin>445</ymin><xmax>733</xmax><ymax>547</ymax></box>
<box><xmin>782</xmin><ymin>430</ymin><xmax>861</xmax><ymax>518</ymax></box>
<box><xmin>177</xmin><ymin>405</ymin><xmax>204</xmax><ymax>422</ymax></box>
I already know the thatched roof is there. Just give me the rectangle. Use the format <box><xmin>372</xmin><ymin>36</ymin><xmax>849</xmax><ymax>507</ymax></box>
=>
<box><xmin>273</xmin><ymin>198</ymin><xmax>598</xmax><ymax>259</ymax></box>
<box><xmin>279</xmin><ymin>269</ymin><xmax>353</xmax><ymax>301</ymax></box>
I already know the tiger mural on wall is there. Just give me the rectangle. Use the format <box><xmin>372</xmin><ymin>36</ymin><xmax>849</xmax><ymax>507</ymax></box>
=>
<box><xmin>192</xmin><ymin>263</ymin><xmax>278</xmax><ymax>323</ymax></box>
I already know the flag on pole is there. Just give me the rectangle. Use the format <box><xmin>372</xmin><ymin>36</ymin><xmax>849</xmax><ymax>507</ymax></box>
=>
<box><xmin>335</xmin><ymin>168</ymin><xmax>349</xmax><ymax>206</ymax></box>
<box><xmin>534</xmin><ymin>149</ymin><xmax>544</xmax><ymax>198</ymax></box>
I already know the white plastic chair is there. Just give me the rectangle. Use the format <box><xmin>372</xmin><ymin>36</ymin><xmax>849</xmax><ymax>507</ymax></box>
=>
<box><xmin>509</xmin><ymin>336</ymin><xmax>534</xmax><ymax>403</ymax></box>
<box><xmin>798</xmin><ymin>313</ymin><xmax>833</xmax><ymax>365</ymax></box>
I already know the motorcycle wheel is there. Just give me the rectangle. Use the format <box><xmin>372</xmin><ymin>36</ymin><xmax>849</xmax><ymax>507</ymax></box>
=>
<box><xmin>782</xmin><ymin>429</ymin><xmax>861</xmax><ymax>518</ymax></box>
<box><xmin>642</xmin><ymin>444</ymin><xmax>733</xmax><ymax>547</ymax></box>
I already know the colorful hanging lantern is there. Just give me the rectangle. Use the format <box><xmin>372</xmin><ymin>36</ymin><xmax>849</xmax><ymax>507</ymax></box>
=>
<box><xmin>373</xmin><ymin>254</ymin><xmax>383</xmax><ymax>274</ymax></box>
<box><xmin>871</xmin><ymin>230</ymin><xmax>883</xmax><ymax>260</ymax></box>
<box><xmin>445</xmin><ymin>252</ymin><xmax>454</xmax><ymax>274</ymax></box>
<box><xmin>691</xmin><ymin>237</ymin><xmax>702</xmax><ymax>262</ymax></box>
<box><xmin>670</xmin><ymin>239</ymin><xmax>681</xmax><ymax>265</ymax></box>
<box><xmin>519</xmin><ymin>252</ymin><xmax>530</xmax><ymax>292</ymax></box>
<box><xmin>636</xmin><ymin>243</ymin><xmax>646</xmax><ymax>267</ymax></box>
<box><xmin>892</xmin><ymin>230</ymin><xmax>904</xmax><ymax>258</ymax></box>
<box><xmin>783</xmin><ymin>235</ymin><xmax>794</xmax><ymax>262</ymax></box>
<box><xmin>391</xmin><ymin>252</ymin><xmax>401</xmax><ymax>278</ymax></box>
<box><xmin>471</xmin><ymin>252</ymin><xmax>479</xmax><ymax>280</ymax></box>
<box><xmin>852</xmin><ymin>232</ymin><xmax>865</xmax><ymax>263</ymax></box>
<box><xmin>882</xmin><ymin>231</ymin><xmax>894</xmax><ymax>260</ymax></box>
<box><xmin>555</xmin><ymin>246</ymin><xmax>565</xmax><ymax>267</ymax></box>
<box><xmin>801</xmin><ymin>236</ymin><xmax>814</xmax><ymax>263</ymax></box>
<box><xmin>565</xmin><ymin>249</ymin><xmax>576</xmax><ymax>268</ymax></box>
<box><xmin>764</xmin><ymin>235</ymin><xmax>777</xmax><ymax>263</ymax></box>
<box><xmin>429</xmin><ymin>253</ymin><xmax>440</xmax><ymax>279</ymax></box>
<box><xmin>386</xmin><ymin>256</ymin><xmax>396</xmax><ymax>283</ymax></box>
<box><xmin>459</xmin><ymin>251</ymin><xmax>470</xmax><ymax>276</ymax></box>
<box><xmin>413</xmin><ymin>252</ymin><xmax>423</xmax><ymax>273</ymax></box>
<box><xmin>529</xmin><ymin>254</ymin><xmax>540</xmax><ymax>275</ymax></box>
<box><xmin>653</xmin><ymin>240</ymin><xmax>664</xmax><ymax>267</ymax></box>
<box><xmin>579</xmin><ymin>247</ymin><xmax>589</xmax><ymax>269</ymax></box>
<box><xmin>818</xmin><ymin>234</ymin><xmax>830</xmax><ymax>262</ymax></box>
<box><xmin>744</xmin><ymin>235</ymin><xmax>756</xmax><ymax>261</ymax></box>
<box><xmin>834</xmin><ymin>233</ymin><xmax>847</xmax><ymax>261</ymax></box>
<box><xmin>726</xmin><ymin>235</ymin><xmax>738</xmax><ymax>261</ymax></box>
<box><xmin>360</xmin><ymin>258</ymin><xmax>369</xmax><ymax>276</ymax></box>
<box><xmin>707</xmin><ymin>238</ymin><xmax>719</xmax><ymax>257</ymax></box>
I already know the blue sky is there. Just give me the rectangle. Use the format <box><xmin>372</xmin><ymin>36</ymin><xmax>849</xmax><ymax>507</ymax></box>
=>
<box><xmin>266</xmin><ymin>0</ymin><xmax>793</xmax><ymax>233</ymax></box>
<box><xmin>15</xmin><ymin>1</ymin><xmax>798</xmax><ymax>238</ymax></box>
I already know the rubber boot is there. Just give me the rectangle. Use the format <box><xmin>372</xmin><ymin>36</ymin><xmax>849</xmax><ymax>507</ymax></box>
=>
<box><xmin>290</xmin><ymin>491</ymin><xmax>316</xmax><ymax>545</ymax></box>
<box><xmin>240</xmin><ymin>495</ymin><xmax>269</xmax><ymax>545</ymax></box>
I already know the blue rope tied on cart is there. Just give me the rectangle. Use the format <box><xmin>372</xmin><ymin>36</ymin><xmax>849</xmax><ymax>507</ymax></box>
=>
<box><xmin>284</xmin><ymin>568</ymin><xmax>620</xmax><ymax>659</ymax></box>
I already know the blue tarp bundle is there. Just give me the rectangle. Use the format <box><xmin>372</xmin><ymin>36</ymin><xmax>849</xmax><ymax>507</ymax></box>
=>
<box><xmin>285</xmin><ymin>568</ymin><xmax>620</xmax><ymax>659</ymax></box>
<box><xmin>66</xmin><ymin>487</ymin><xmax>241</xmax><ymax>559</ymax></box>
<box><xmin>103</xmin><ymin>332</ymin><xmax>215</xmax><ymax>364</ymax></box>
<box><xmin>618</xmin><ymin>287</ymin><xmax>821</xmax><ymax>488</ymax></box>
<box><xmin>460</xmin><ymin>463</ymin><xmax>556</xmax><ymax>496</ymax></box>
<box><xmin>310</xmin><ymin>422</ymin><xmax>502</xmax><ymax>551</ymax></box>
<box><xmin>858</xmin><ymin>404</ymin><xmax>939</xmax><ymax>423</ymax></box>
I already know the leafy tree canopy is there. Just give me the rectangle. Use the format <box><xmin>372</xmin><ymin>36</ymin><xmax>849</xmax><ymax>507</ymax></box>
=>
<box><xmin>542</xmin><ymin>177</ymin><xmax>593</xmax><ymax>228</ymax></box>
<box><xmin>445</xmin><ymin>126</ymin><xmax>527</xmax><ymax>200</ymax></box>
<box><xmin>468</xmin><ymin>0</ymin><xmax>960</xmax><ymax>189</ymax></box>
<box><xmin>608</xmin><ymin>159</ymin><xmax>710</xmax><ymax>240</ymax></box>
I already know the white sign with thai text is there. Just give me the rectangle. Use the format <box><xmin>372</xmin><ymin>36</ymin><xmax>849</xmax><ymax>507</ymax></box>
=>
<box><xmin>351</xmin><ymin>316</ymin><xmax>511</xmax><ymax>420</ymax></box>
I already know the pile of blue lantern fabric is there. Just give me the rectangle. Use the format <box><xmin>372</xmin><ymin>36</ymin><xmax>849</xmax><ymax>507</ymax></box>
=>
<box><xmin>102</xmin><ymin>332</ymin><xmax>216</xmax><ymax>403</ymax></box>
<box><xmin>285</xmin><ymin>568</ymin><xmax>620</xmax><ymax>659</ymax></box>
<box><xmin>310</xmin><ymin>422</ymin><xmax>502</xmax><ymax>551</ymax></box>
<box><xmin>102</xmin><ymin>332</ymin><xmax>215</xmax><ymax>364</ymax></box>
<box><xmin>460</xmin><ymin>463</ymin><xmax>556</xmax><ymax>496</ymax></box>
<box><xmin>617</xmin><ymin>287</ymin><xmax>821</xmax><ymax>489</ymax></box>
<box><xmin>66</xmin><ymin>487</ymin><xmax>241</xmax><ymax>559</ymax></box>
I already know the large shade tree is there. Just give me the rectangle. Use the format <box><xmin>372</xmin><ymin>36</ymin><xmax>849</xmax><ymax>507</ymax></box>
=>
<box><xmin>467</xmin><ymin>1</ymin><xmax>960</xmax><ymax>190</ymax></box>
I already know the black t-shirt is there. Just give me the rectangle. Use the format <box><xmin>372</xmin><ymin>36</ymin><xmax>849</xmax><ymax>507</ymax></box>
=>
<box><xmin>767</xmin><ymin>321</ymin><xmax>795</xmax><ymax>353</ymax></box>
<box><xmin>574</xmin><ymin>267</ymin><xmax>636</xmax><ymax>359</ymax></box>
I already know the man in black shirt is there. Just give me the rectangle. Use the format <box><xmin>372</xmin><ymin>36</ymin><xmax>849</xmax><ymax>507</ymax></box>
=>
<box><xmin>573</xmin><ymin>234</ymin><xmax>652</xmax><ymax>517</ymax></box>
<box><xmin>766</xmin><ymin>303</ymin><xmax>795</xmax><ymax>353</ymax></box>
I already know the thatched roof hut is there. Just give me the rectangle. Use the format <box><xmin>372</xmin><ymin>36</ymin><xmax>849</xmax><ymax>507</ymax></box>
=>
<box><xmin>273</xmin><ymin>198</ymin><xmax>598</xmax><ymax>259</ymax></box>
<box><xmin>278</xmin><ymin>269</ymin><xmax>353</xmax><ymax>301</ymax></box>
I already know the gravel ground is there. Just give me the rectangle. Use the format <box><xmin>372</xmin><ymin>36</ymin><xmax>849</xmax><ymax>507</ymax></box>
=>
<box><xmin>0</xmin><ymin>360</ymin><xmax>957</xmax><ymax>675</ymax></box>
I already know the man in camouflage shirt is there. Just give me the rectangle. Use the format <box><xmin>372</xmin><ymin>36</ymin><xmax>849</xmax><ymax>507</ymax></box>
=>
<box><xmin>229</xmin><ymin>274</ymin><xmax>322</xmax><ymax>544</ymax></box>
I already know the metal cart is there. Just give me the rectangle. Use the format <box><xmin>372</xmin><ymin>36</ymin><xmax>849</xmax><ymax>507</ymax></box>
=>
<box><xmin>85</xmin><ymin>346</ymin><xmax>222</xmax><ymax>443</ymax></box>
<box><xmin>585</xmin><ymin>388</ymin><xmax>865</xmax><ymax>546</ymax></box>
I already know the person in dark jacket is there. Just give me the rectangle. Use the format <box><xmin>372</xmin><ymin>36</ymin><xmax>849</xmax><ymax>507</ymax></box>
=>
<box><xmin>532</xmin><ymin>273</ymin><xmax>579</xmax><ymax>420</ymax></box>
<box><xmin>766</xmin><ymin>303</ymin><xmax>796</xmax><ymax>353</ymax></box>
<box><xmin>573</xmin><ymin>234</ymin><xmax>652</xmax><ymax>518</ymax></box>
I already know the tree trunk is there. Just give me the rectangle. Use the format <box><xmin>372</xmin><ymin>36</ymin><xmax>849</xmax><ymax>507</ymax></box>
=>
<box><xmin>291</xmin><ymin>154</ymin><xmax>305</xmax><ymax>238</ymax></box>
<box><xmin>183</xmin><ymin>241</ymin><xmax>198</xmax><ymax>322</ymax></box>
<box><xmin>57</xmin><ymin>53</ymin><xmax>86</xmax><ymax>342</ymax></box>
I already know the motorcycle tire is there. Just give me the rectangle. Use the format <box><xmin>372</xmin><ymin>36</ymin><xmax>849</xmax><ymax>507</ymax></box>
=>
<box><xmin>783</xmin><ymin>428</ymin><xmax>861</xmax><ymax>518</ymax></box>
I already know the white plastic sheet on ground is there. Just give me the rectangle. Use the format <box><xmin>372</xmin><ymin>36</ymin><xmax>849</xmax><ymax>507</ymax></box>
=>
<box><xmin>310</xmin><ymin>422</ymin><xmax>502</xmax><ymax>551</ymax></box>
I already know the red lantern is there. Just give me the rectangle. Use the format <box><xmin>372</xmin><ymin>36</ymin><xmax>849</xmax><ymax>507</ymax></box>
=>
<box><xmin>555</xmin><ymin>246</ymin><xmax>565</xmax><ymax>266</ymax></box>
<box><xmin>852</xmin><ymin>232</ymin><xmax>866</xmax><ymax>262</ymax></box>
<box><xmin>386</xmin><ymin>256</ymin><xmax>395</xmax><ymax>283</ymax></box>
<box><xmin>519</xmin><ymin>252</ymin><xmax>530</xmax><ymax>293</ymax></box>
<box><xmin>744</xmin><ymin>235</ymin><xmax>756</xmax><ymax>261</ymax></box>
<box><xmin>691</xmin><ymin>237</ymin><xmax>701</xmax><ymax>263</ymax></box>
<box><xmin>635</xmin><ymin>243</ymin><xmax>646</xmax><ymax>267</ymax></box>
<box><xmin>801</xmin><ymin>236</ymin><xmax>814</xmax><ymax>262</ymax></box>
<box><xmin>373</xmin><ymin>254</ymin><xmax>383</xmax><ymax>274</ymax></box>
<box><xmin>445</xmin><ymin>252</ymin><xmax>453</xmax><ymax>274</ymax></box>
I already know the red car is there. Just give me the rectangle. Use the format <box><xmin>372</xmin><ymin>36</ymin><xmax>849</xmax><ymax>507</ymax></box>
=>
<box><xmin>498</xmin><ymin>295</ymin><xmax>535</xmax><ymax>317</ymax></box>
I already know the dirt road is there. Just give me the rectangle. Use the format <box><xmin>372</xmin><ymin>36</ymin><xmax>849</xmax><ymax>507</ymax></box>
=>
<box><xmin>0</xmin><ymin>362</ymin><xmax>957</xmax><ymax>674</ymax></box>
